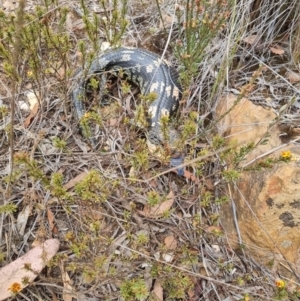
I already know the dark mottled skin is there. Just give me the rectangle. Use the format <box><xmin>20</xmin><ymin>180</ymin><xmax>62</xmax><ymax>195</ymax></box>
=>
<box><xmin>72</xmin><ymin>47</ymin><xmax>182</xmax><ymax>146</ymax></box>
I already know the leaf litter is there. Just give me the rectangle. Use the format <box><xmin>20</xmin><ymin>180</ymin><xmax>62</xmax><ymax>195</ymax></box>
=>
<box><xmin>0</xmin><ymin>0</ymin><xmax>299</xmax><ymax>300</ymax></box>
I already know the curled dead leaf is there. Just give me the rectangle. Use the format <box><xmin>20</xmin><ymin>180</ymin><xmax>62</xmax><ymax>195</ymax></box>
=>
<box><xmin>269</xmin><ymin>45</ymin><xmax>285</xmax><ymax>55</ymax></box>
<box><xmin>17</xmin><ymin>205</ymin><xmax>32</xmax><ymax>235</ymax></box>
<box><xmin>164</xmin><ymin>235</ymin><xmax>177</xmax><ymax>250</ymax></box>
<box><xmin>183</xmin><ymin>169</ymin><xmax>200</xmax><ymax>183</ymax></box>
<box><xmin>287</xmin><ymin>71</ymin><xmax>300</xmax><ymax>83</ymax></box>
<box><xmin>242</xmin><ymin>35</ymin><xmax>259</xmax><ymax>45</ymax></box>
<box><xmin>138</xmin><ymin>190</ymin><xmax>174</xmax><ymax>218</ymax></box>
<box><xmin>59</xmin><ymin>260</ymin><xmax>75</xmax><ymax>301</ymax></box>
<box><xmin>47</xmin><ymin>208</ymin><xmax>58</xmax><ymax>234</ymax></box>
<box><xmin>0</xmin><ymin>239</ymin><xmax>60</xmax><ymax>301</ymax></box>
<box><xmin>63</xmin><ymin>171</ymin><xmax>88</xmax><ymax>190</ymax></box>
<box><xmin>23</xmin><ymin>102</ymin><xmax>39</xmax><ymax>127</ymax></box>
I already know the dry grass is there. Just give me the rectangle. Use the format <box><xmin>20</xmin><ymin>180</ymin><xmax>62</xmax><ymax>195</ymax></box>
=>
<box><xmin>0</xmin><ymin>0</ymin><xmax>300</xmax><ymax>300</ymax></box>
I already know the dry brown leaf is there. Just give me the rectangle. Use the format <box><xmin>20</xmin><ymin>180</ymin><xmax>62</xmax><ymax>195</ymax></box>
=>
<box><xmin>287</xmin><ymin>71</ymin><xmax>300</xmax><ymax>83</ymax></box>
<box><xmin>164</xmin><ymin>235</ymin><xmax>177</xmax><ymax>250</ymax></box>
<box><xmin>48</xmin><ymin>288</ymin><xmax>59</xmax><ymax>301</ymax></box>
<box><xmin>242</xmin><ymin>35</ymin><xmax>258</xmax><ymax>45</ymax></box>
<box><xmin>204</xmin><ymin>178</ymin><xmax>214</xmax><ymax>190</ymax></box>
<box><xmin>152</xmin><ymin>280</ymin><xmax>163</xmax><ymax>301</ymax></box>
<box><xmin>47</xmin><ymin>208</ymin><xmax>58</xmax><ymax>234</ymax></box>
<box><xmin>62</xmin><ymin>273</ymin><xmax>73</xmax><ymax>301</ymax></box>
<box><xmin>63</xmin><ymin>171</ymin><xmax>88</xmax><ymax>190</ymax></box>
<box><xmin>59</xmin><ymin>260</ymin><xmax>74</xmax><ymax>301</ymax></box>
<box><xmin>16</xmin><ymin>205</ymin><xmax>32</xmax><ymax>235</ymax></box>
<box><xmin>188</xmin><ymin>277</ymin><xmax>203</xmax><ymax>301</ymax></box>
<box><xmin>138</xmin><ymin>190</ymin><xmax>174</xmax><ymax>218</ymax></box>
<box><xmin>109</xmin><ymin>118</ymin><xmax>119</xmax><ymax>126</ymax></box>
<box><xmin>183</xmin><ymin>169</ymin><xmax>200</xmax><ymax>184</ymax></box>
<box><xmin>23</xmin><ymin>102</ymin><xmax>39</xmax><ymax>127</ymax></box>
<box><xmin>0</xmin><ymin>239</ymin><xmax>60</xmax><ymax>301</ymax></box>
<box><xmin>269</xmin><ymin>45</ymin><xmax>285</xmax><ymax>55</ymax></box>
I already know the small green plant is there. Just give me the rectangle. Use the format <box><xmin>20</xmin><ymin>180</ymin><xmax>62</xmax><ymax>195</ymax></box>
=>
<box><xmin>121</xmin><ymin>80</ymin><xmax>132</xmax><ymax>94</ymax></box>
<box><xmin>75</xmin><ymin>169</ymin><xmax>118</xmax><ymax>203</ymax></box>
<box><xmin>14</xmin><ymin>152</ymin><xmax>49</xmax><ymax>187</ymax></box>
<box><xmin>52</xmin><ymin>137</ymin><xmax>67</xmax><ymax>150</ymax></box>
<box><xmin>140</xmin><ymin>92</ymin><xmax>159</xmax><ymax>104</ymax></box>
<box><xmin>50</xmin><ymin>172</ymin><xmax>70</xmax><ymax>200</ymax></box>
<box><xmin>79</xmin><ymin>111</ymin><xmax>103</xmax><ymax>139</ymax></box>
<box><xmin>98</xmin><ymin>0</ymin><xmax>128</xmax><ymax>47</ymax></box>
<box><xmin>174</xmin><ymin>0</ymin><xmax>231</xmax><ymax>88</ymax></box>
<box><xmin>82</xmin><ymin>266</ymin><xmax>97</xmax><ymax>283</ymax></box>
<box><xmin>201</xmin><ymin>191</ymin><xmax>212</xmax><ymax>207</ymax></box>
<box><xmin>181</xmin><ymin>118</ymin><xmax>197</xmax><ymax>141</ymax></box>
<box><xmin>134</xmin><ymin>104</ymin><xmax>148</xmax><ymax>129</ymax></box>
<box><xmin>192</xmin><ymin>213</ymin><xmax>201</xmax><ymax>228</ymax></box>
<box><xmin>120</xmin><ymin>278</ymin><xmax>149</xmax><ymax>301</ymax></box>
<box><xmin>215</xmin><ymin>195</ymin><xmax>229</xmax><ymax>205</ymax></box>
<box><xmin>236</xmin><ymin>276</ymin><xmax>245</xmax><ymax>286</ymax></box>
<box><xmin>130</xmin><ymin>143</ymin><xmax>150</xmax><ymax>172</ymax></box>
<box><xmin>0</xmin><ymin>203</ymin><xmax>18</xmax><ymax>214</ymax></box>
<box><xmin>135</xmin><ymin>232</ymin><xmax>149</xmax><ymax>245</ymax></box>
<box><xmin>222</xmin><ymin>169</ymin><xmax>240</xmax><ymax>182</ymax></box>
<box><xmin>163</xmin><ymin>272</ymin><xmax>193</xmax><ymax>299</ymax></box>
<box><xmin>246</xmin><ymin>150</ymin><xmax>293</xmax><ymax>171</ymax></box>
<box><xmin>69</xmin><ymin>235</ymin><xmax>89</xmax><ymax>258</ymax></box>
<box><xmin>212</xmin><ymin>135</ymin><xmax>226</xmax><ymax>149</ymax></box>
<box><xmin>0</xmin><ymin>251</ymin><xmax>5</xmax><ymax>263</ymax></box>
<box><xmin>94</xmin><ymin>255</ymin><xmax>108</xmax><ymax>270</ymax></box>
<box><xmin>147</xmin><ymin>190</ymin><xmax>161</xmax><ymax>206</ymax></box>
<box><xmin>232</xmin><ymin>142</ymin><xmax>255</xmax><ymax>166</ymax></box>
<box><xmin>79</xmin><ymin>0</ymin><xmax>128</xmax><ymax>52</ymax></box>
<box><xmin>0</xmin><ymin>105</ymin><xmax>8</xmax><ymax>118</ymax></box>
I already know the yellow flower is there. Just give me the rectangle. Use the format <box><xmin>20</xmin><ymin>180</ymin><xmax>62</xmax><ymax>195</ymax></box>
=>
<box><xmin>8</xmin><ymin>282</ymin><xmax>22</xmax><ymax>293</ymax></box>
<box><xmin>244</xmin><ymin>294</ymin><xmax>251</xmax><ymax>301</ymax></box>
<box><xmin>275</xmin><ymin>278</ymin><xmax>285</xmax><ymax>289</ymax></box>
<box><xmin>280</xmin><ymin>150</ymin><xmax>292</xmax><ymax>161</ymax></box>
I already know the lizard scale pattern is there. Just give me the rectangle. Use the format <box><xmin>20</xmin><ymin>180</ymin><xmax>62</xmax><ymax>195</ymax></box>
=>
<box><xmin>72</xmin><ymin>47</ymin><xmax>182</xmax><ymax>147</ymax></box>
